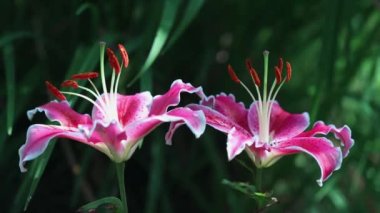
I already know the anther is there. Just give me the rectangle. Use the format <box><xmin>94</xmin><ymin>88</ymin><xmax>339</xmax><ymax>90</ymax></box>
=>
<box><xmin>278</xmin><ymin>58</ymin><xmax>283</xmax><ymax>73</ymax></box>
<box><xmin>286</xmin><ymin>62</ymin><xmax>292</xmax><ymax>81</ymax></box>
<box><xmin>106</xmin><ymin>48</ymin><xmax>121</xmax><ymax>74</ymax></box>
<box><xmin>249</xmin><ymin>67</ymin><xmax>261</xmax><ymax>87</ymax></box>
<box><xmin>274</xmin><ymin>66</ymin><xmax>282</xmax><ymax>84</ymax></box>
<box><xmin>71</xmin><ymin>72</ymin><xmax>99</xmax><ymax>80</ymax></box>
<box><xmin>45</xmin><ymin>81</ymin><xmax>66</xmax><ymax>101</ymax></box>
<box><xmin>61</xmin><ymin>80</ymin><xmax>79</xmax><ymax>89</ymax></box>
<box><xmin>227</xmin><ymin>64</ymin><xmax>240</xmax><ymax>83</ymax></box>
<box><xmin>245</xmin><ymin>60</ymin><xmax>261</xmax><ymax>87</ymax></box>
<box><xmin>118</xmin><ymin>44</ymin><xmax>129</xmax><ymax>68</ymax></box>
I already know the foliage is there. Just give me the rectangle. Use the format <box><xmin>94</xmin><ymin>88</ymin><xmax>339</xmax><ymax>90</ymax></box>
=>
<box><xmin>1</xmin><ymin>0</ymin><xmax>379</xmax><ymax>212</ymax></box>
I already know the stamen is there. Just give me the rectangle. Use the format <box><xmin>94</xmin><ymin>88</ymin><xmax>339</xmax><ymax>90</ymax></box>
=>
<box><xmin>45</xmin><ymin>81</ymin><xmax>66</xmax><ymax>101</ymax></box>
<box><xmin>107</xmin><ymin>48</ymin><xmax>121</xmax><ymax>74</ymax></box>
<box><xmin>118</xmin><ymin>44</ymin><xmax>129</xmax><ymax>68</ymax></box>
<box><xmin>71</xmin><ymin>72</ymin><xmax>99</xmax><ymax>80</ymax></box>
<box><xmin>61</xmin><ymin>80</ymin><xmax>79</xmax><ymax>89</ymax></box>
<box><xmin>278</xmin><ymin>58</ymin><xmax>283</xmax><ymax>73</ymax></box>
<box><xmin>286</xmin><ymin>62</ymin><xmax>292</xmax><ymax>81</ymax></box>
<box><xmin>245</xmin><ymin>59</ymin><xmax>261</xmax><ymax>87</ymax></box>
<box><xmin>274</xmin><ymin>66</ymin><xmax>282</xmax><ymax>85</ymax></box>
<box><xmin>227</xmin><ymin>64</ymin><xmax>240</xmax><ymax>83</ymax></box>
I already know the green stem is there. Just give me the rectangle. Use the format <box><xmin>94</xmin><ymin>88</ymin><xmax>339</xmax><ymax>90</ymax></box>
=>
<box><xmin>256</xmin><ymin>168</ymin><xmax>263</xmax><ymax>209</ymax></box>
<box><xmin>115</xmin><ymin>162</ymin><xmax>128</xmax><ymax>213</ymax></box>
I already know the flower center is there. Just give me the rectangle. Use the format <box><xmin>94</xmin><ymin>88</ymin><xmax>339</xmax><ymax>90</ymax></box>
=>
<box><xmin>228</xmin><ymin>51</ymin><xmax>292</xmax><ymax>145</ymax></box>
<box><xmin>45</xmin><ymin>42</ymin><xmax>129</xmax><ymax>123</ymax></box>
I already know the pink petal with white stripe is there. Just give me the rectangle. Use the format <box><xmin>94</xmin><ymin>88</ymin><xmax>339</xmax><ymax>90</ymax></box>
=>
<box><xmin>206</xmin><ymin>94</ymin><xmax>249</xmax><ymax>131</ymax></box>
<box><xmin>297</xmin><ymin>121</ymin><xmax>354</xmax><ymax>157</ymax></box>
<box><xmin>126</xmin><ymin>107</ymin><xmax>205</xmax><ymax>144</ymax></box>
<box><xmin>19</xmin><ymin>124</ymin><xmax>89</xmax><ymax>172</ymax></box>
<box><xmin>91</xmin><ymin>92</ymin><xmax>152</xmax><ymax>126</ymax></box>
<box><xmin>227</xmin><ymin>127</ymin><xmax>254</xmax><ymax>161</ymax></box>
<box><xmin>271</xmin><ymin>137</ymin><xmax>342</xmax><ymax>186</ymax></box>
<box><xmin>27</xmin><ymin>101</ymin><xmax>92</xmax><ymax>127</ymax></box>
<box><xmin>149</xmin><ymin>79</ymin><xmax>205</xmax><ymax>116</ymax></box>
<box><xmin>247</xmin><ymin>101</ymin><xmax>309</xmax><ymax>140</ymax></box>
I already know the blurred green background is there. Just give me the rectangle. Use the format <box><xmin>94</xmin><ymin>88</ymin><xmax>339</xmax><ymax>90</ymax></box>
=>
<box><xmin>1</xmin><ymin>0</ymin><xmax>379</xmax><ymax>212</ymax></box>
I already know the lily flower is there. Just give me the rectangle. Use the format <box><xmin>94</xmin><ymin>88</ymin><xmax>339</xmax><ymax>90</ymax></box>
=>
<box><xmin>182</xmin><ymin>51</ymin><xmax>354</xmax><ymax>186</ymax></box>
<box><xmin>19</xmin><ymin>42</ymin><xmax>206</xmax><ymax>172</ymax></box>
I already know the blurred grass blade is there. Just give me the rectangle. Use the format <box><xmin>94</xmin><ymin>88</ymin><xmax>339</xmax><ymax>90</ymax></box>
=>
<box><xmin>78</xmin><ymin>196</ymin><xmax>123</xmax><ymax>213</ymax></box>
<box><xmin>3</xmin><ymin>44</ymin><xmax>15</xmax><ymax>135</ymax></box>
<box><xmin>0</xmin><ymin>31</ymin><xmax>33</xmax><ymax>47</ymax></box>
<box><xmin>163</xmin><ymin>0</ymin><xmax>205</xmax><ymax>52</ymax></box>
<box><xmin>128</xmin><ymin>0</ymin><xmax>181</xmax><ymax>86</ymax></box>
<box><xmin>12</xmin><ymin>141</ymin><xmax>56</xmax><ymax>213</ymax></box>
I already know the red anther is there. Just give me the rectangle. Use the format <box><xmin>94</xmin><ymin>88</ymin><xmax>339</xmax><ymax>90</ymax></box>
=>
<box><xmin>118</xmin><ymin>44</ymin><xmax>129</xmax><ymax>68</ymax></box>
<box><xmin>45</xmin><ymin>81</ymin><xmax>66</xmax><ymax>101</ymax></box>
<box><xmin>286</xmin><ymin>61</ymin><xmax>292</xmax><ymax>81</ymax></box>
<box><xmin>245</xmin><ymin>59</ymin><xmax>261</xmax><ymax>87</ymax></box>
<box><xmin>278</xmin><ymin>58</ymin><xmax>283</xmax><ymax>73</ymax></box>
<box><xmin>61</xmin><ymin>80</ymin><xmax>79</xmax><ymax>89</ymax></box>
<box><xmin>227</xmin><ymin>64</ymin><xmax>240</xmax><ymax>83</ymax></box>
<box><xmin>274</xmin><ymin>66</ymin><xmax>282</xmax><ymax>84</ymax></box>
<box><xmin>245</xmin><ymin>59</ymin><xmax>254</xmax><ymax>70</ymax></box>
<box><xmin>71</xmin><ymin>72</ymin><xmax>99</xmax><ymax>80</ymax></box>
<box><xmin>248</xmin><ymin>67</ymin><xmax>261</xmax><ymax>87</ymax></box>
<box><xmin>106</xmin><ymin>48</ymin><xmax>121</xmax><ymax>74</ymax></box>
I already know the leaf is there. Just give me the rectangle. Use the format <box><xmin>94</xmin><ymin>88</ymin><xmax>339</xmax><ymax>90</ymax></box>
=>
<box><xmin>3</xmin><ymin>44</ymin><xmax>15</xmax><ymax>136</ymax></box>
<box><xmin>221</xmin><ymin>179</ymin><xmax>277</xmax><ymax>206</ymax></box>
<box><xmin>77</xmin><ymin>196</ymin><xmax>123</xmax><ymax>213</ymax></box>
<box><xmin>128</xmin><ymin>0</ymin><xmax>181</xmax><ymax>86</ymax></box>
<box><xmin>12</xmin><ymin>141</ymin><xmax>56</xmax><ymax>213</ymax></box>
<box><xmin>163</xmin><ymin>0</ymin><xmax>205</xmax><ymax>52</ymax></box>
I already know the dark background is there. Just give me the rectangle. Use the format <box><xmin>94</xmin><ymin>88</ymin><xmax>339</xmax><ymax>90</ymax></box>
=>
<box><xmin>1</xmin><ymin>0</ymin><xmax>379</xmax><ymax>212</ymax></box>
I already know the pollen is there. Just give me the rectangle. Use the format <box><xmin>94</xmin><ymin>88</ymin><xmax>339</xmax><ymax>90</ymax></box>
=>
<box><xmin>274</xmin><ymin>66</ymin><xmax>282</xmax><ymax>85</ymax></box>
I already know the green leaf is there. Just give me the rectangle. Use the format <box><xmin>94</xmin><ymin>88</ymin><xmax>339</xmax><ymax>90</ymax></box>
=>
<box><xmin>78</xmin><ymin>196</ymin><xmax>123</xmax><ymax>213</ymax></box>
<box><xmin>221</xmin><ymin>179</ymin><xmax>277</xmax><ymax>206</ymax></box>
<box><xmin>3</xmin><ymin>44</ymin><xmax>15</xmax><ymax>135</ymax></box>
<box><xmin>128</xmin><ymin>0</ymin><xmax>181</xmax><ymax>86</ymax></box>
<box><xmin>12</xmin><ymin>141</ymin><xmax>56</xmax><ymax>213</ymax></box>
<box><xmin>163</xmin><ymin>0</ymin><xmax>205</xmax><ymax>52</ymax></box>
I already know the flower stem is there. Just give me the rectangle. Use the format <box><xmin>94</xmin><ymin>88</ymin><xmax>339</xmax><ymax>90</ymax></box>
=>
<box><xmin>115</xmin><ymin>162</ymin><xmax>128</xmax><ymax>213</ymax></box>
<box><xmin>256</xmin><ymin>168</ymin><xmax>264</xmax><ymax>209</ymax></box>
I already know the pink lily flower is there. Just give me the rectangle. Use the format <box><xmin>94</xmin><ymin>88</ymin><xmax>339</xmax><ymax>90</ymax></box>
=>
<box><xmin>181</xmin><ymin>51</ymin><xmax>354</xmax><ymax>186</ymax></box>
<box><xmin>19</xmin><ymin>43</ymin><xmax>206</xmax><ymax>172</ymax></box>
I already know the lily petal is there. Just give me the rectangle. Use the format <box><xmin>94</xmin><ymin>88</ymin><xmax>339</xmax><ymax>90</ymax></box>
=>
<box><xmin>19</xmin><ymin>124</ymin><xmax>89</xmax><ymax>172</ymax></box>
<box><xmin>203</xmin><ymin>93</ymin><xmax>249</xmax><ymax>131</ymax></box>
<box><xmin>27</xmin><ymin>101</ymin><xmax>92</xmax><ymax>127</ymax></box>
<box><xmin>149</xmin><ymin>79</ymin><xmax>205</xmax><ymax>116</ymax></box>
<box><xmin>298</xmin><ymin>121</ymin><xmax>354</xmax><ymax>157</ymax></box>
<box><xmin>272</xmin><ymin>137</ymin><xmax>342</xmax><ymax>186</ymax></box>
<box><xmin>84</xmin><ymin>120</ymin><xmax>129</xmax><ymax>162</ymax></box>
<box><xmin>227</xmin><ymin>127</ymin><xmax>254</xmax><ymax>160</ymax></box>
<box><xmin>247</xmin><ymin>101</ymin><xmax>309</xmax><ymax>140</ymax></box>
<box><xmin>188</xmin><ymin>104</ymin><xmax>251</xmax><ymax>136</ymax></box>
<box><xmin>91</xmin><ymin>92</ymin><xmax>153</xmax><ymax>126</ymax></box>
<box><xmin>126</xmin><ymin>107</ymin><xmax>206</xmax><ymax>144</ymax></box>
